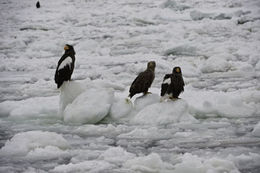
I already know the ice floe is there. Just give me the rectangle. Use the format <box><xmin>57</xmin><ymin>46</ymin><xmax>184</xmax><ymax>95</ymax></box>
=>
<box><xmin>0</xmin><ymin>131</ymin><xmax>69</xmax><ymax>157</ymax></box>
<box><xmin>63</xmin><ymin>88</ymin><xmax>114</xmax><ymax>124</ymax></box>
<box><xmin>132</xmin><ymin>99</ymin><xmax>197</xmax><ymax>125</ymax></box>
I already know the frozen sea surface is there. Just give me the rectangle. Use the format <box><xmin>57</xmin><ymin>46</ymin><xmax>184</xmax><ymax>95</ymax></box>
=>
<box><xmin>0</xmin><ymin>0</ymin><xmax>260</xmax><ymax>172</ymax></box>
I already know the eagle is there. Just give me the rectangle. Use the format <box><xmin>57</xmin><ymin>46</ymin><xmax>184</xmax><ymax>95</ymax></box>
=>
<box><xmin>36</xmin><ymin>1</ymin><xmax>40</xmax><ymax>8</ymax></box>
<box><xmin>129</xmin><ymin>61</ymin><xmax>156</xmax><ymax>98</ymax></box>
<box><xmin>161</xmin><ymin>66</ymin><xmax>184</xmax><ymax>99</ymax></box>
<box><xmin>54</xmin><ymin>44</ymin><xmax>75</xmax><ymax>88</ymax></box>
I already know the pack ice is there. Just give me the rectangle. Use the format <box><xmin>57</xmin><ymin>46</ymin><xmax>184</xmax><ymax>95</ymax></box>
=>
<box><xmin>0</xmin><ymin>0</ymin><xmax>260</xmax><ymax>172</ymax></box>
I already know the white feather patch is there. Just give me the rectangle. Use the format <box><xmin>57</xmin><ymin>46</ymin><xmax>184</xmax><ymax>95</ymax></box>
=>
<box><xmin>163</xmin><ymin>78</ymin><xmax>171</xmax><ymax>85</ymax></box>
<box><xmin>58</xmin><ymin>57</ymin><xmax>72</xmax><ymax>70</ymax></box>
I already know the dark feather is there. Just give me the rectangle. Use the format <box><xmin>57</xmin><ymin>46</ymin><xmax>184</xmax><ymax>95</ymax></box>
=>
<box><xmin>128</xmin><ymin>61</ymin><xmax>156</xmax><ymax>98</ymax></box>
<box><xmin>36</xmin><ymin>1</ymin><xmax>40</xmax><ymax>8</ymax></box>
<box><xmin>160</xmin><ymin>74</ymin><xmax>171</xmax><ymax>96</ymax></box>
<box><xmin>167</xmin><ymin>73</ymin><xmax>184</xmax><ymax>98</ymax></box>
<box><xmin>161</xmin><ymin>83</ymin><xmax>169</xmax><ymax>96</ymax></box>
<box><xmin>161</xmin><ymin>67</ymin><xmax>185</xmax><ymax>99</ymax></box>
<box><xmin>129</xmin><ymin>69</ymin><xmax>155</xmax><ymax>98</ymax></box>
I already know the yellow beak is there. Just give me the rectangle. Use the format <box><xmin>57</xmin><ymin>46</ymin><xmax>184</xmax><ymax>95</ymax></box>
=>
<box><xmin>176</xmin><ymin>68</ymin><xmax>180</xmax><ymax>73</ymax></box>
<box><xmin>64</xmin><ymin>45</ymin><xmax>69</xmax><ymax>50</ymax></box>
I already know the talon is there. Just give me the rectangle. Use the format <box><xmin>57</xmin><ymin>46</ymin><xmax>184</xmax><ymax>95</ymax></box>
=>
<box><xmin>125</xmin><ymin>98</ymin><xmax>131</xmax><ymax>104</ymax></box>
<box><xmin>169</xmin><ymin>96</ymin><xmax>178</xmax><ymax>101</ymax></box>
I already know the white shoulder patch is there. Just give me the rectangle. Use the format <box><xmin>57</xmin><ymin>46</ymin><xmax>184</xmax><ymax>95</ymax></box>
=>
<box><xmin>58</xmin><ymin>57</ymin><xmax>72</xmax><ymax>70</ymax></box>
<box><xmin>162</xmin><ymin>78</ymin><xmax>171</xmax><ymax>85</ymax></box>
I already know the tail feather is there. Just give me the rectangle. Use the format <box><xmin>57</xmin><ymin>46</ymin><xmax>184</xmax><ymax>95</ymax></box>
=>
<box><xmin>57</xmin><ymin>81</ymin><xmax>63</xmax><ymax>88</ymax></box>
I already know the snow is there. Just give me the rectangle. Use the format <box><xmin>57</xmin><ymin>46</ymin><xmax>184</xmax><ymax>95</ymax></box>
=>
<box><xmin>0</xmin><ymin>0</ymin><xmax>260</xmax><ymax>172</ymax></box>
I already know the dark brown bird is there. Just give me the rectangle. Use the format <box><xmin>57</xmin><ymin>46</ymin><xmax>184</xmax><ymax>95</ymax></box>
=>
<box><xmin>54</xmin><ymin>44</ymin><xmax>75</xmax><ymax>88</ymax></box>
<box><xmin>161</xmin><ymin>66</ymin><xmax>184</xmax><ymax>99</ymax></box>
<box><xmin>129</xmin><ymin>61</ymin><xmax>156</xmax><ymax>98</ymax></box>
<box><xmin>36</xmin><ymin>1</ymin><xmax>40</xmax><ymax>8</ymax></box>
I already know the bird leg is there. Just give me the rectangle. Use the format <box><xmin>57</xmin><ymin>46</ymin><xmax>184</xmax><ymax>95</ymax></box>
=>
<box><xmin>169</xmin><ymin>96</ymin><xmax>178</xmax><ymax>101</ymax></box>
<box><xmin>125</xmin><ymin>97</ymin><xmax>132</xmax><ymax>104</ymax></box>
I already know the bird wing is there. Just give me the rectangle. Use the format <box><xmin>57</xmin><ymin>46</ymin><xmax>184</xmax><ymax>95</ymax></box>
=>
<box><xmin>161</xmin><ymin>74</ymin><xmax>171</xmax><ymax>96</ymax></box>
<box><xmin>58</xmin><ymin>56</ymin><xmax>72</xmax><ymax>70</ymax></box>
<box><xmin>130</xmin><ymin>70</ymin><xmax>154</xmax><ymax>92</ymax></box>
<box><xmin>130</xmin><ymin>71</ymin><xmax>146</xmax><ymax>88</ymax></box>
<box><xmin>55</xmin><ymin>56</ymin><xmax>74</xmax><ymax>84</ymax></box>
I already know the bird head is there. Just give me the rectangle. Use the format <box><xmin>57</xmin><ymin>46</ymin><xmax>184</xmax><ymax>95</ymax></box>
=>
<box><xmin>64</xmin><ymin>44</ymin><xmax>75</xmax><ymax>55</ymax></box>
<box><xmin>173</xmin><ymin>67</ymin><xmax>182</xmax><ymax>74</ymax></box>
<box><xmin>147</xmin><ymin>61</ymin><xmax>156</xmax><ymax>71</ymax></box>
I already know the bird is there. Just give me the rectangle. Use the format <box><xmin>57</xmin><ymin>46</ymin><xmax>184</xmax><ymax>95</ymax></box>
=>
<box><xmin>128</xmin><ymin>61</ymin><xmax>156</xmax><ymax>98</ymax></box>
<box><xmin>36</xmin><ymin>1</ymin><xmax>40</xmax><ymax>8</ymax></box>
<box><xmin>54</xmin><ymin>44</ymin><xmax>75</xmax><ymax>88</ymax></box>
<box><xmin>161</xmin><ymin>66</ymin><xmax>184</xmax><ymax>100</ymax></box>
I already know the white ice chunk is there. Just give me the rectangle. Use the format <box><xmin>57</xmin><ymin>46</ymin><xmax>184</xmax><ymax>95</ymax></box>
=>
<box><xmin>173</xmin><ymin>153</ymin><xmax>240</xmax><ymax>173</ymax></box>
<box><xmin>132</xmin><ymin>99</ymin><xmax>197</xmax><ymax>125</ymax></box>
<box><xmin>163</xmin><ymin>45</ymin><xmax>198</xmax><ymax>56</ymax></box>
<box><xmin>185</xmin><ymin>90</ymin><xmax>258</xmax><ymax>118</ymax></box>
<box><xmin>252</xmin><ymin>122</ymin><xmax>260</xmax><ymax>137</ymax></box>
<box><xmin>0</xmin><ymin>96</ymin><xmax>59</xmax><ymax>119</ymax></box>
<box><xmin>26</xmin><ymin>146</ymin><xmax>70</xmax><ymax>161</ymax></box>
<box><xmin>190</xmin><ymin>10</ymin><xmax>231</xmax><ymax>21</ymax></box>
<box><xmin>124</xmin><ymin>153</ymin><xmax>174</xmax><ymax>172</ymax></box>
<box><xmin>74</xmin><ymin>124</ymin><xmax>118</xmax><ymax>137</ymax></box>
<box><xmin>99</xmin><ymin>147</ymin><xmax>136</xmax><ymax>165</ymax></box>
<box><xmin>190</xmin><ymin>10</ymin><xmax>213</xmax><ymax>20</ymax></box>
<box><xmin>227</xmin><ymin>153</ymin><xmax>260</xmax><ymax>171</ymax></box>
<box><xmin>200</xmin><ymin>55</ymin><xmax>231</xmax><ymax>73</ymax></box>
<box><xmin>0</xmin><ymin>131</ymin><xmax>69</xmax><ymax>157</ymax></box>
<box><xmin>255</xmin><ymin>60</ymin><xmax>260</xmax><ymax>71</ymax></box>
<box><xmin>59</xmin><ymin>81</ymin><xmax>85</xmax><ymax>117</ymax></box>
<box><xmin>52</xmin><ymin>160</ymin><xmax>113</xmax><ymax>173</ymax></box>
<box><xmin>63</xmin><ymin>88</ymin><xmax>114</xmax><ymax>124</ymax></box>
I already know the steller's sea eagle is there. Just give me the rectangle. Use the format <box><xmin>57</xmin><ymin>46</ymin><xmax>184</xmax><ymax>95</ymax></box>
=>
<box><xmin>129</xmin><ymin>61</ymin><xmax>156</xmax><ymax>98</ymax></box>
<box><xmin>161</xmin><ymin>66</ymin><xmax>184</xmax><ymax>99</ymax></box>
<box><xmin>54</xmin><ymin>44</ymin><xmax>75</xmax><ymax>88</ymax></box>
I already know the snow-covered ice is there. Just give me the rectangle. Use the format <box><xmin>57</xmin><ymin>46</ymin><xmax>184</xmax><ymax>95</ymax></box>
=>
<box><xmin>0</xmin><ymin>0</ymin><xmax>260</xmax><ymax>172</ymax></box>
<box><xmin>63</xmin><ymin>87</ymin><xmax>114</xmax><ymax>124</ymax></box>
<box><xmin>132</xmin><ymin>99</ymin><xmax>197</xmax><ymax>125</ymax></box>
<box><xmin>0</xmin><ymin>131</ymin><xmax>69</xmax><ymax>157</ymax></box>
